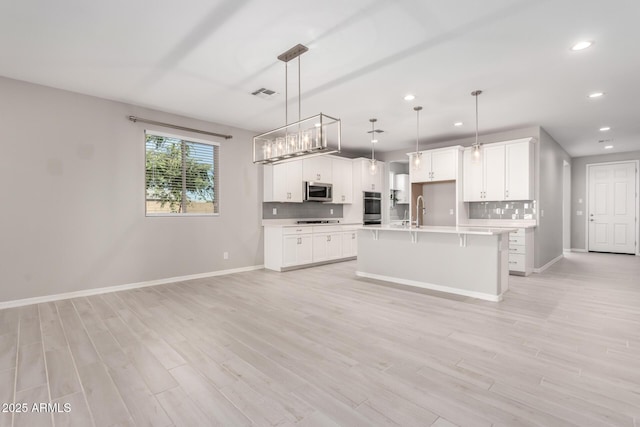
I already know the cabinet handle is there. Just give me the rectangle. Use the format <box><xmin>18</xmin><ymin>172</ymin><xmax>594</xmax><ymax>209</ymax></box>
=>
<box><xmin>505</xmin><ymin>190</ymin><xmax>509</xmax><ymax>198</ymax></box>
<box><xmin>297</xmin><ymin>237</ymin><xmax>301</xmax><ymax>244</ymax></box>
<box><xmin>327</xmin><ymin>235</ymin><xmax>331</xmax><ymax>242</ymax></box>
<box><xmin>372</xmin><ymin>184</ymin><xmax>375</xmax><ymax>190</ymax></box>
<box><xmin>317</xmin><ymin>173</ymin><xmax>320</xmax><ymax>180</ymax></box>
<box><xmin>509</xmin><ymin>261</ymin><xmax>517</xmax><ymax>264</ymax></box>
<box><xmin>342</xmin><ymin>195</ymin><xmax>345</xmax><ymax>201</ymax></box>
<box><xmin>352</xmin><ymin>233</ymin><xmax>355</xmax><ymax>239</ymax></box>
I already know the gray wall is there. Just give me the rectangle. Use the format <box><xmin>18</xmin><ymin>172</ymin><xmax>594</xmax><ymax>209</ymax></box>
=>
<box><xmin>421</xmin><ymin>181</ymin><xmax>456</xmax><ymax>226</ymax></box>
<box><xmin>0</xmin><ymin>76</ymin><xmax>263</xmax><ymax>303</ymax></box>
<box><xmin>536</xmin><ymin>128</ymin><xmax>571</xmax><ymax>267</ymax></box>
<box><xmin>570</xmin><ymin>150</ymin><xmax>640</xmax><ymax>250</ymax></box>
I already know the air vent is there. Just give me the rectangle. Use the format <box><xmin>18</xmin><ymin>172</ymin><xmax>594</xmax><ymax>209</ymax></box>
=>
<box><xmin>251</xmin><ymin>88</ymin><xmax>277</xmax><ymax>99</ymax></box>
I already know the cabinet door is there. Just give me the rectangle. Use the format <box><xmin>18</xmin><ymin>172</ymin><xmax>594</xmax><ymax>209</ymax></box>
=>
<box><xmin>327</xmin><ymin>233</ymin><xmax>342</xmax><ymax>259</ymax></box>
<box><xmin>483</xmin><ymin>144</ymin><xmax>505</xmax><ymax>201</ymax></box>
<box><xmin>282</xmin><ymin>235</ymin><xmax>300</xmax><ymax>266</ymax></box>
<box><xmin>359</xmin><ymin>158</ymin><xmax>385</xmax><ymax>191</ymax></box>
<box><xmin>268</xmin><ymin>161</ymin><xmax>302</xmax><ymax>202</ymax></box>
<box><xmin>505</xmin><ymin>141</ymin><xmax>533</xmax><ymax>200</ymax></box>
<box><xmin>303</xmin><ymin>156</ymin><xmax>332</xmax><ymax>183</ymax></box>
<box><xmin>312</xmin><ymin>234</ymin><xmax>329</xmax><ymax>262</ymax></box>
<box><xmin>431</xmin><ymin>149</ymin><xmax>456</xmax><ymax>181</ymax></box>
<box><xmin>463</xmin><ymin>149</ymin><xmax>484</xmax><ymax>202</ymax></box>
<box><xmin>395</xmin><ymin>174</ymin><xmax>409</xmax><ymax>204</ymax></box>
<box><xmin>409</xmin><ymin>152</ymin><xmax>431</xmax><ymax>183</ymax></box>
<box><xmin>298</xmin><ymin>235</ymin><xmax>313</xmax><ymax>264</ymax></box>
<box><xmin>331</xmin><ymin>158</ymin><xmax>353</xmax><ymax>204</ymax></box>
<box><xmin>341</xmin><ymin>231</ymin><xmax>357</xmax><ymax>257</ymax></box>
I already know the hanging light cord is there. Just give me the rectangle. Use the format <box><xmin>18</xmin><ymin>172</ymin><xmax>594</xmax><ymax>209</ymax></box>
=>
<box><xmin>472</xmin><ymin>90</ymin><xmax>482</xmax><ymax>147</ymax></box>
<box><xmin>370</xmin><ymin>118</ymin><xmax>376</xmax><ymax>161</ymax></box>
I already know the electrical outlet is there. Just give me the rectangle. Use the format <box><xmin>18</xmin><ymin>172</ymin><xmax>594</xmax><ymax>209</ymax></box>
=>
<box><xmin>576</xmin><ymin>210</ymin><xmax>583</xmax><ymax>216</ymax></box>
<box><xmin>330</xmin><ymin>209</ymin><xmax>334</xmax><ymax>215</ymax></box>
<box><xmin>272</xmin><ymin>208</ymin><xmax>277</xmax><ymax>215</ymax></box>
<box><xmin>223</xmin><ymin>252</ymin><xmax>229</xmax><ymax>260</ymax></box>
<box><xmin>541</xmin><ymin>209</ymin><xmax>544</xmax><ymax>217</ymax></box>
<box><xmin>449</xmin><ymin>209</ymin><xmax>454</xmax><ymax>215</ymax></box>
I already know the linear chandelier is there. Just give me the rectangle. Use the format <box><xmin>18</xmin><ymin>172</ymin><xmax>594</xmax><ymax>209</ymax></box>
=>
<box><xmin>253</xmin><ymin>44</ymin><xmax>341</xmax><ymax>164</ymax></box>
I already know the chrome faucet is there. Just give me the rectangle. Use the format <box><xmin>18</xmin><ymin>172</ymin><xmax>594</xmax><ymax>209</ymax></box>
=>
<box><xmin>415</xmin><ymin>195</ymin><xmax>425</xmax><ymax>227</ymax></box>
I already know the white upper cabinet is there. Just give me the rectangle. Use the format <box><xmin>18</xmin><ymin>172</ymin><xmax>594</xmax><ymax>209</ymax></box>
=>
<box><xmin>505</xmin><ymin>141</ymin><xmax>534</xmax><ymax>200</ymax></box>
<box><xmin>263</xmin><ymin>161</ymin><xmax>303</xmax><ymax>203</ymax></box>
<box><xmin>394</xmin><ymin>173</ymin><xmax>410</xmax><ymax>204</ymax></box>
<box><xmin>483</xmin><ymin>144</ymin><xmax>506</xmax><ymax>201</ymax></box>
<box><xmin>359</xmin><ymin>159</ymin><xmax>384</xmax><ymax>192</ymax></box>
<box><xmin>302</xmin><ymin>156</ymin><xmax>332</xmax><ymax>183</ymax></box>
<box><xmin>409</xmin><ymin>146</ymin><xmax>460</xmax><ymax>183</ymax></box>
<box><xmin>462</xmin><ymin>138</ymin><xmax>534</xmax><ymax>202</ymax></box>
<box><xmin>331</xmin><ymin>157</ymin><xmax>353</xmax><ymax>204</ymax></box>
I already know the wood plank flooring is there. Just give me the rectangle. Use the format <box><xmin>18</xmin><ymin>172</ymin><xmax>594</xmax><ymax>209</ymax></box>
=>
<box><xmin>0</xmin><ymin>251</ymin><xmax>639</xmax><ymax>426</ymax></box>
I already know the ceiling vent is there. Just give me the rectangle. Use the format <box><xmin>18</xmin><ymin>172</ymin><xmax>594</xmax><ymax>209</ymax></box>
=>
<box><xmin>251</xmin><ymin>88</ymin><xmax>277</xmax><ymax>99</ymax></box>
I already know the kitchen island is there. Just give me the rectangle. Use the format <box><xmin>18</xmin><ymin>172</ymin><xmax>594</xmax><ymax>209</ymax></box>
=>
<box><xmin>356</xmin><ymin>225</ymin><xmax>514</xmax><ymax>301</ymax></box>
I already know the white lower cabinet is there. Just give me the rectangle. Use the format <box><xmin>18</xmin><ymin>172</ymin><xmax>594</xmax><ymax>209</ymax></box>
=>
<box><xmin>265</xmin><ymin>225</ymin><xmax>358</xmax><ymax>271</ymax></box>
<box><xmin>313</xmin><ymin>229</ymin><xmax>343</xmax><ymax>262</ymax></box>
<box><xmin>283</xmin><ymin>234</ymin><xmax>313</xmax><ymax>267</ymax></box>
<box><xmin>341</xmin><ymin>228</ymin><xmax>358</xmax><ymax>257</ymax></box>
<box><xmin>508</xmin><ymin>228</ymin><xmax>534</xmax><ymax>276</ymax></box>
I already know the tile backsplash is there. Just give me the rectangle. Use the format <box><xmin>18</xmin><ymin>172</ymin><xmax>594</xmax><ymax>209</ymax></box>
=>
<box><xmin>263</xmin><ymin>202</ymin><xmax>343</xmax><ymax>219</ymax></box>
<box><xmin>468</xmin><ymin>200</ymin><xmax>536</xmax><ymax>220</ymax></box>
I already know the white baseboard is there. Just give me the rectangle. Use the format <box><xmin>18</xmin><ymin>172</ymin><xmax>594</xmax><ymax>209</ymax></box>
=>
<box><xmin>0</xmin><ymin>265</ymin><xmax>264</xmax><ymax>310</ymax></box>
<box><xmin>570</xmin><ymin>248</ymin><xmax>588</xmax><ymax>253</ymax></box>
<box><xmin>355</xmin><ymin>271</ymin><xmax>503</xmax><ymax>302</ymax></box>
<box><xmin>534</xmin><ymin>254</ymin><xmax>563</xmax><ymax>273</ymax></box>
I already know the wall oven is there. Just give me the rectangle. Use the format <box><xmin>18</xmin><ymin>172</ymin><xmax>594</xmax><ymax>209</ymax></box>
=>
<box><xmin>363</xmin><ymin>191</ymin><xmax>382</xmax><ymax>224</ymax></box>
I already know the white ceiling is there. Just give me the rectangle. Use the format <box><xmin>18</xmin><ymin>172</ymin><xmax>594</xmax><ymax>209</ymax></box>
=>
<box><xmin>2</xmin><ymin>0</ymin><xmax>639</xmax><ymax>157</ymax></box>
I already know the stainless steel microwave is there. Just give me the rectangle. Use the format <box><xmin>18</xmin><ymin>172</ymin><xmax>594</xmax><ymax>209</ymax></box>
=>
<box><xmin>304</xmin><ymin>182</ymin><xmax>332</xmax><ymax>202</ymax></box>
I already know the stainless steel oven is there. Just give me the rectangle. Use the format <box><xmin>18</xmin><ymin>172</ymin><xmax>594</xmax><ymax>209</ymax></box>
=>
<box><xmin>363</xmin><ymin>191</ymin><xmax>382</xmax><ymax>224</ymax></box>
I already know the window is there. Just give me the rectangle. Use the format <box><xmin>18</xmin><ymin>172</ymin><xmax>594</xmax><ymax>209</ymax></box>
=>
<box><xmin>145</xmin><ymin>131</ymin><xmax>219</xmax><ymax>215</ymax></box>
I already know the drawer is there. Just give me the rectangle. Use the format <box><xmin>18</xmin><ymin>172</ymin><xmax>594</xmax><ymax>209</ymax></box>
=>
<box><xmin>282</xmin><ymin>227</ymin><xmax>312</xmax><ymax>235</ymax></box>
<box><xmin>509</xmin><ymin>245</ymin><xmax>526</xmax><ymax>255</ymax></box>
<box><xmin>510</xmin><ymin>228</ymin><xmax>525</xmax><ymax>237</ymax></box>
<box><xmin>508</xmin><ymin>234</ymin><xmax>525</xmax><ymax>246</ymax></box>
<box><xmin>508</xmin><ymin>253</ymin><xmax>525</xmax><ymax>271</ymax></box>
<box><xmin>312</xmin><ymin>225</ymin><xmax>342</xmax><ymax>233</ymax></box>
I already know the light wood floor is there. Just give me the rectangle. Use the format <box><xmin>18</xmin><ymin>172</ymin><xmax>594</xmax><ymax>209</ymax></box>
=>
<box><xmin>1</xmin><ymin>252</ymin><xmax>639</xmax><ymax>427</ymax></box>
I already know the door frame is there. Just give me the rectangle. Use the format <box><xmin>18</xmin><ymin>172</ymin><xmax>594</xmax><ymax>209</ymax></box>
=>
<box><xmin>585</xmin><ymin>160</ymin><xmax>639</xmax><ymax>256</ymax></box>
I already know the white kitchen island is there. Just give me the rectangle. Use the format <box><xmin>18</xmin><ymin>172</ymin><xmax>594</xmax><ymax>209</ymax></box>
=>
<box><xmin>356</xmin><ymin>225</ymin><xmax>515</xmax><ymax>301</ymax></box>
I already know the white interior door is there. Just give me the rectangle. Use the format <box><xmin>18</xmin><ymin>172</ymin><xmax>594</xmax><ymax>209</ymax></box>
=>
<box><xmin>588</xmin><ymin>162</ymin><xmax>637</xmax><ymax>254</ymax></box>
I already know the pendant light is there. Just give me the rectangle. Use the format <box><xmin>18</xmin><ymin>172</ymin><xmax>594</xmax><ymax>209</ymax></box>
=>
<box><xmin>252</xmin><ymin>44</ymin><xmax>341</xmax><ymax>164</ymax></box>
<box><xmin>471</xmin><ymin>90</ymin><xmax>483</xmax><ymax>162</ymax></box>
<box><xmin>369</xmin><ymin>118</ymin><xmax>378</xmax><ymax>175</ymax></box>
<box><xmin>413</xmin><ymin>106</ymin><xmax>423</xmax><ymax>169</ymax></box>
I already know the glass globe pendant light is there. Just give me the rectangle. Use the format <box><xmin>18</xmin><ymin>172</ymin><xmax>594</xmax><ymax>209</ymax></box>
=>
<box><xmin>471</xmin><ymin>90</ymin><xmax>483</xmax><ymax>162</ymax></box>
<box><xmin>413</xmin><ymin>106</ymin><xmax>423</xmax><ymax>169</ymax></box>
<box><xmin>369</xmin><ymin>118</ymin><xmax>378</xmax><ymax>175</ymax></box>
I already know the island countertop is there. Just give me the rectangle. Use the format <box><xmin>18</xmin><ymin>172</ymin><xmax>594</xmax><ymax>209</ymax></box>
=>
<box><xmin>359</xmin><ymin>224</ymin><xmax>516</xmax><ymax>236</ymax></box>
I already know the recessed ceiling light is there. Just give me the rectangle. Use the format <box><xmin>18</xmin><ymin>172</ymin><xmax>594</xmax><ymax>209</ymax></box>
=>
<box><xmin>571</xmin><ymin>41</ymin><xmax>593</xmax><ymax>51</ymax></box>
<box><xmin>588</xmin><ymin>92</ymin><xmax>605</xmax><ymax>98</ymax></box>
<box><xmin>404</xmin><ymin>94</ymin><xmax>415</xmax><ymax>101</ymax></box>
<box><xmin>599</xmin><ymin>126</ymin><xmax>611</xmax><ymax>131</ymax></box>
<box><xmin>454</xmin><ymin>122</ymin><xmax>463</xmax><ymax>127</ymax></box>
<box><xmin>604</xmin><ymin>145</ymin><xmax>613</xmax><ymax>149</ymax></box>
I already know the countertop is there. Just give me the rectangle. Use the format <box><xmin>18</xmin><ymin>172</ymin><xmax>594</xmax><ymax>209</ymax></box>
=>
<box><xmin>262</xmin><ymin>219</ymin><xmax>361</xmax><ymax>227</ymax></box>
<box><xmin>359</xmin><ymin>224</ymin><xmax>516</xmax><ymax>236</ymax></box>
<box><xmin>459</xmin><ymin>219</ymin><xmax>537</xmax><ymax>229</ymax></box>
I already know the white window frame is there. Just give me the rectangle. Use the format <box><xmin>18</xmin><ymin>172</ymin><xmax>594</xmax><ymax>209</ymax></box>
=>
<box><xmin>144</xmin><ymin>129</ymin><xmax>220</xmax><ymax>217</ymax></box>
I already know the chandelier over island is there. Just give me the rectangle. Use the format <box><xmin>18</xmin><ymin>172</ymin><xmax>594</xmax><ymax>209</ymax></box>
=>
<box><xmin>253</xmin><ymin>44</ymin><xmax>341</xmax><ymax>165</ymax></box>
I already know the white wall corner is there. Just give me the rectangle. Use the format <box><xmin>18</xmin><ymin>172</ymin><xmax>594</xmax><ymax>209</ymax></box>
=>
<box><xmin>533</xmin><ymin>254</ymin><xmax>563</xmax><ymax>273</ymax></box>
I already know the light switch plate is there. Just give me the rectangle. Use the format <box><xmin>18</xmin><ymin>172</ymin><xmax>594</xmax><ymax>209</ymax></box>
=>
<box><xmin>577</xmin><ymin>210</ymin><xmax>583</xmax><ymax>216</ymax></box>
